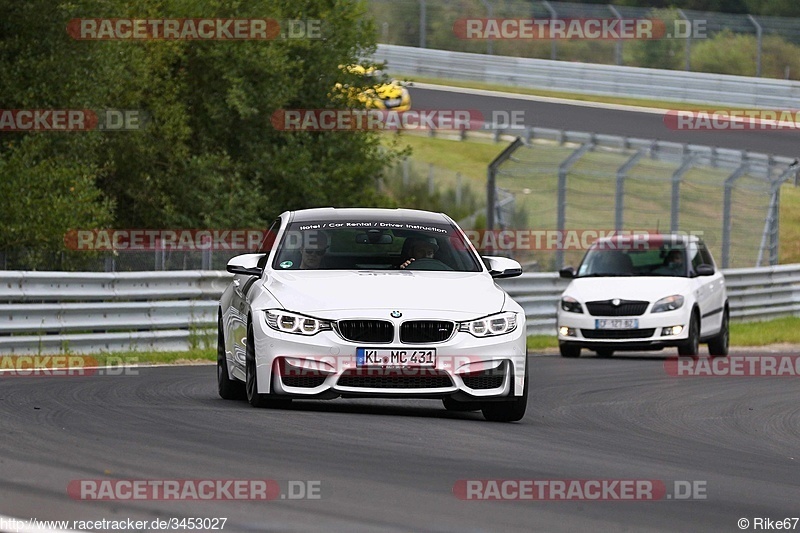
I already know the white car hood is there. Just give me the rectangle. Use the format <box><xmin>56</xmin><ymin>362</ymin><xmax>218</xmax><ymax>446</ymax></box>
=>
<box><xmin>564</xmin><ymin>276</ymin><xmax>694</xmax><ymax>303</ymax></box>
<box><xmin>263</xmin><ymin>270</ymin><xmax>505</xmax><ymax>315</ymax></box>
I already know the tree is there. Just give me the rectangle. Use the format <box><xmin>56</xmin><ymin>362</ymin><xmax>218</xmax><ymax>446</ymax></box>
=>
<box><xmin>0</xmin><ymin>0</ymin><xmax>403</xmax><ymax>269</ymax></box>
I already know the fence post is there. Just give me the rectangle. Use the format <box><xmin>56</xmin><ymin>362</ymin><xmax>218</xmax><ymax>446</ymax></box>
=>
<box><xmin>419</xmin><ymin>0</ymin><xmax>426</xmax><ymax>49</ymax></box>
<box><xmin>556</xmin><ymin>143</ymin><xmax>593</xmax><ymax>269</ymax></box>
<box><xmin>608</xmin><ymin>5</ymin><xmax>624</xmax><ymax>66</ymax></box>
<box><xmin>678</xmin><ymin>9</ymin><xmax>691</xmax><ymax>71</ymax></box>
<box><xmin>456</xmin><ymin>173</ymin><xmax>463</xmax><ymax>207</ymax></box>
<box><xmin>542</xmin><ymin>1</ymin><xmax>558</xmax><ymax>60</ymax></box>
<box><xmin>428</xmin><ymin>164</ymin><xmax>434</xmax><ymax>195</ymax></box>
<box><xmin>487</xmin><ymin>137</ymin><xmax>524</xmax><ymax>231</ymax></box>
<box><xmin>479</xmin><ymin>0</ymin><xmax>494</xmax><ymax>55</ymax></box>
<box><xmin>722</xmin><ymin>161</ymin><xmax>749</xmax><ymax>268</ymax></box>
<box><xmin>758</xmin><ymin>162</ymin><xmax>799</xmax><ymax>266</ymax></box>
<box><xmin>615</xmin><ymin>150</ymin><xmax>645</xmax><ymax>232</ymax></box>
<box><xmin>748</xmin><ymin>15</ymin><xmax>762</xmax><ymax>77</ymax></box>
<box><xmin>670</xmin><ymin>154</ymin><xmax>696</xmax><ymax>233</ymax></box>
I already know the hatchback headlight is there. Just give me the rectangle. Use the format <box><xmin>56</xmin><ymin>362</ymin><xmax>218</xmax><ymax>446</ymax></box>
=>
<box><xmin>651</xmin><ymin>295</ymin><xmax>684</xmax><ymax>313</ymax></box>
<box><xmin>265</xmin><ymin>310</ymin><xmax>332</xmax><ymax>335</ymax></box>
<box><xmin>560</xmin><ymin>296</ymin><xmax>583</xmax><ymax>314</ymax></box>
<box><xmin>458</xmin><ymin>312</ymin><xmax>517</xmax><ymax>337</ymax></box>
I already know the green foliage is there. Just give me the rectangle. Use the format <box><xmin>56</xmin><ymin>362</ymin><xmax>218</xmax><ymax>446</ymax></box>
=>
<box><xmin>1</xmin><ymin>0</ymin><xmax>403</xmax><ymax>269</ymax></box>
<box><xmin>690</xmin><ymin>29</ymin><xmax>800</xmax><ymax>79</ymax></box>
<box><xmin>626</xmin><ymin>8</ymin><xmax>684</xmax><ymax>70</ymax></box>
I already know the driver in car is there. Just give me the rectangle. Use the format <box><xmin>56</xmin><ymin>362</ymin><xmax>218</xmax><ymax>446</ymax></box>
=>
<box><xmin>654</xmin><ymin>249</ymin><xmax>685</xmax><ymax>275</ymax></box>
<box><xmin>399</xmin><ymin>237</ymin><xmax>438</xmax><ymax>269</ymax></box>
<box><xmin>299</xmin><ymin>232</ymin><xmax>329</xmax><ymax>270</ymax></box>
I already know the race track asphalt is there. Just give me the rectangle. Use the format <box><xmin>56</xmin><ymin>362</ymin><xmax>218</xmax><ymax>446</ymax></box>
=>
<box><xmin>1</xmin><ymin>352</ymin><xmax>798</xmax><ymax>532</ymax></box>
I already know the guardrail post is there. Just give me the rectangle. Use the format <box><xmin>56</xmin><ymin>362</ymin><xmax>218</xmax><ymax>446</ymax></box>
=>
<box><xmin>615</xmin><ymin>150</ymin><xmax>645</xmax><ymax>232</ymax></box>
<box><xmin>670</xmin><ymin>154</ymin><xmax>696</xmax><ymax>233</ymax></box>
<box><xmin>722</xmin><ymin>161</ymin><xmax>749</xmax><ymax>268</ymax></box>
<box><xmin>556</xmin><ymin>143</ymin><xmax>594</xmax><ymax>269</ymax></box>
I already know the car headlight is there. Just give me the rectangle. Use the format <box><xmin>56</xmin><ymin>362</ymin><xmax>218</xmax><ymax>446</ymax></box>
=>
<box><xmin>560</xmin><ymin>296</ymin><xmax>583</xmax><ymax>314</ymax></box>
<box><xmin>265</xmin><ymin>310</ymin><xmax>332</xmax><ymax>335</ymax></box>
<box><xmin>651</xmin><ymin>295</ymin><xmax>684</xmax><ymax>313</ymax></box>
<box><xmin>458</xmin><ymin>312</ymin><xmax>517</xmax><ymax>337</ymax></box>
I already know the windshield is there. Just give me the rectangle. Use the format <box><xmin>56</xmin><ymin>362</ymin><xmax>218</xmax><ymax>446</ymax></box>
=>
<box><xmin>576</xmin><ymin>245</ymin><xmax>688</xmax><ymax>278</ymax></box>
<box><xmin>271</xmin><ymin>220</ymin><xmax>482</xmax><ymax>272</ymax></box>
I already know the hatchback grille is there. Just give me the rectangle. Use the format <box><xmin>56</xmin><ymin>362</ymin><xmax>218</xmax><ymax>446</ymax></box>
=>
<box><xmin>400</xmin><ymin>321</ymin><xmax>454</xmax><ymax>343</ymax></box>
<box><xmin>337</xmin><ymin>320</ymin><xmax>394</xmax><ymax>343</ymax></box>
<box><xmin>337</xmin><ymin>368</ymin><xmax>452</xmax><ymax>389</ymax></box>
<box><xmin>586</xmin><ymin>300</ymin><xmax>649</xmax><ymax>317</ymax></box>
<box><xmin>581</xmin><ymin>328</ymin><xmax>656</xmax><ymax>339</ymax></box>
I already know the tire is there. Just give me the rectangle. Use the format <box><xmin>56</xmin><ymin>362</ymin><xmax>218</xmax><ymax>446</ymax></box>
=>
<box><xmin>559</xmin><ymin>343</ymin><xmax>580</xmax><ymax>358</ymax></box>
<box><xmin>217</xmin><ymin>315</ymin><xmax>246</xmax><ymax>400</ymax></box>
<box><xmin>707</xmin><ymin>307</ymin><xmax>729</xmax><ymax>357</ymax></box>
<box><xmin>245</xmin><ymin>320</ymin><xmax>292</xmax><ymax>409</ymax></box>
<box><xmin>678</xmin><ymin>311</ymin><xmax>700</xmax><ymax>357</ymax></box>
<box><xmin>442</xmin><ymin>397</ymin><xmax>482</xmax><ymax>412</ymax></box>
<box><xmin>481</xmin><ymin>363</ymin><xmax>528</xmax><ymax>422</ymax></box>
<box><xmin>596</xmin><ymin>348</ymin><xmax>614</xmax><ymax>358</ymax></box>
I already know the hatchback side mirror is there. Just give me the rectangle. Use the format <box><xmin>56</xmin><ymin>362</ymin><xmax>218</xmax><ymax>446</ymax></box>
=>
<box><xmin>559</xmin><ymin>267</ymin><xmax>575</xmax><ymax>279</ymax></box>
<box><xmin>695</xmin><ymin>264</ymin><xmax>715</xmax><ymax>276</ymax></box>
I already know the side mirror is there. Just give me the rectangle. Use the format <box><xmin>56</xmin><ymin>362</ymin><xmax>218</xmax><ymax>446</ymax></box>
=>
<box><xmin>695</xmin><ymin>264</ymin><xmax>715</xmax><ymax>276</ymax></box>
<box><xmin>226</xmin><ymin>253</ymin><xmax>265</xmax><ymax>276</ymax></box>
<box><xmin>559</xmin><ymin>267</ymin><xmax>575</xmax><ymax>279</ymax></box>
<box><xmin>483</xmin><ymin>256</ymin><xmax>523</xmax><ymax>279</ymax></box>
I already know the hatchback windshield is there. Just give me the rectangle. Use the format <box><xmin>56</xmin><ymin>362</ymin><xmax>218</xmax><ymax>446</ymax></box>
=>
<box><xmin>577</xmin><ymin>244</ymin><xmax>688</xmax><ymax>278</ymax></box>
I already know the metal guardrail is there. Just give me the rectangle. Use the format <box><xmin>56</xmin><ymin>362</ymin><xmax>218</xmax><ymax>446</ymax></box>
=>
<box><xmin>500</xmin><ymin>265</ymin><xmax>800</xmax><ymax>336</ymax></box>
<box><xmin>0</xmin><ymin>267</ymin><xmax>798</xmax><ymax>354</ymax></box>
<box><xmin>0</xmin><ymin>271</ymin><xmax>230</xmax><ymax>355</ymax></box>
<box><xmin>374</xmin><ymin>44</ymin><xmax>800</xmax><ymax>108</ymax></box>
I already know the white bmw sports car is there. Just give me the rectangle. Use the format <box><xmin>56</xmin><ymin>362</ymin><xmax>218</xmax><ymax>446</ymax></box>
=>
<box><xmin>557</xmin><ymin>234</ymin><xmax>729</xmax><ymax>358</ymax></box>
<box><xmin>218</xmin><ymin>208</ymin><xmax>528</xmax><ymax>422</ymax></box>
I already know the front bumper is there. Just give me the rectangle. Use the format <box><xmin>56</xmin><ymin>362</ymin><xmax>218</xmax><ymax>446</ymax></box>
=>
<box><xmin>557</xmin><ymin>307</ymin><xmax>691</xmax><ymax>352</ymax></box>
<box><xmin>250</xmin><ymin>311</ymin><xmax>527</xmax><ymax>399</ymax></box>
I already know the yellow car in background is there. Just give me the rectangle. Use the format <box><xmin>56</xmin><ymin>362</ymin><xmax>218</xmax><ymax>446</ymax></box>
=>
<box><xmin>331</xmin><ymin>65</ymin><xmax>412</xmax><ymax>112</ymax></box>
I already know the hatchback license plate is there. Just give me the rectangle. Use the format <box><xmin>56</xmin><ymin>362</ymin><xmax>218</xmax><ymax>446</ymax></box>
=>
<box><xmin>595</xmin><ymin>319</ymin><xmax>638</xmax><ymax>329</ymax></box>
